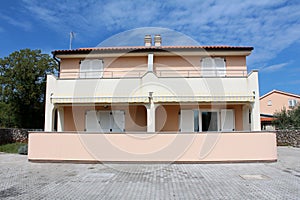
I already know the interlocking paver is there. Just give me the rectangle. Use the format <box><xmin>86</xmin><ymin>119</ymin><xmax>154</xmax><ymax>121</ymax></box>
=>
<box><xmin>0</xmin><ymin>147</ymin><xmax>299</xmax><ymax>199</ymax></box>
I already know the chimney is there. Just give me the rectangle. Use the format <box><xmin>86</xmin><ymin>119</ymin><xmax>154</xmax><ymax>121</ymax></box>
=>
<box><xmin>144</xmin><ymin>35</ymin><xmax>152</xmax><ymax>47</ymax></box>
<box><xmin>154</xmin><ymin>34</ymin><xmax>162</xmax><ymax>47</ymax></box>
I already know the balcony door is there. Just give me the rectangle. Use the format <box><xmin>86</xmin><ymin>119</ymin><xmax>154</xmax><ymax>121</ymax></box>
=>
<box><xmin>201</xmin><ymin>111</ymin><xmax>218</xmax><ymax>132</ymax></box>
<box><xmin>201</xmin><ymin>57</ymin><xmax>226</xmax><ymax>77</ymax></box>
<box><xmin>85</xmin><ymin>110</ymin><xmax>125</xmax><ymax>132</ymax></box>
<box><xmin>80</xmin><ymin>59</ymin><xmax>104</xmax><ymax>78</ymax></box>
<box><xmin>180</xmin><ymin>110</ymin><xmax>220</xmax><ymax>132</ymax></box>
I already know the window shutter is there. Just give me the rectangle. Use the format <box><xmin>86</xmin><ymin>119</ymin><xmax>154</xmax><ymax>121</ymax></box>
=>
<box><xmin>202</xmin><ymin>57</ymin><xmax>214</xmax><ymax>76</ymax></box>
<box><xmin>214</xmin><ymin>58</ymin><xmax>226</xmax><ymax>77</ymax></box>
<box><xmin>80</xmin><ymin>59</ymin><xmax>103</xmax><ymax>78</ymax></box>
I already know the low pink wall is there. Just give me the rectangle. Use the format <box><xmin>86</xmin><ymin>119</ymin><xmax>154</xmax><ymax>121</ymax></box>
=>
<box><xmin>28</xmin><ymin>132</ymin><xmax>277</xmax><ymax>162</ymax></box>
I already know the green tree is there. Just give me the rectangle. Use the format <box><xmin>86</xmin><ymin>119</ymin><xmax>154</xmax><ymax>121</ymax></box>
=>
<box><xmin>273</xmin><ymin>105</ymin><xmax>300</xmax><ymax>130</ymax></box>
<box><xmin>0</xmin><ymin>49</ymin><xmax>57</xmax><ymax>128</ymax></box>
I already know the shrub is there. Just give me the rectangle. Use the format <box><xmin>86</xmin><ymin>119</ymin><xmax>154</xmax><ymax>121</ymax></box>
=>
<box><xmin>18</xmin><ymin>144</ymin><xmax>28</xmax><ymax>155</ymax></box>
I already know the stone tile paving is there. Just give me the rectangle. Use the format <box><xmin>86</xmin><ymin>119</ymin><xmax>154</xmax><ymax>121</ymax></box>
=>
<box><xmin>0</xmin><ymin>147</ymin><xmax>299</xmax><ymax>199</ymax></box>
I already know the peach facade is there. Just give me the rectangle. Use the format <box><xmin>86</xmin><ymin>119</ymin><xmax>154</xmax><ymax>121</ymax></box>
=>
<box><xmin>260</xmin><ymin>90</ymin><xmax>300</xmax><ymax>115</ymax></box>
<box><xmin>59</xmin><ymin>104</ymin><xmax>245</xmax><ymax>132</ymax></box>
<box><xmin>28</xmin><ymin>132</ymin><xmax>277</xmax><ymax>162</ymax></box>
<box><xmin>28</xmin><ymin>36</ymin><xmax>274</xmax><ymax>162</ymax></box>
<box><xmin>59</xmin><ymin>55</ymin><xmax>248</xmax><ymax>79</ymax></box>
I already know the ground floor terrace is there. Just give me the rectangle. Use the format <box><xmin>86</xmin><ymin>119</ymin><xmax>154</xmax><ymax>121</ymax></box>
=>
<box><xmin>48</xmin><ymin>103</ymin><xmax>258</xmax><ymax>133</ymax></box>
<box><xmin>28</xmin><ymin>102</ymin><xmax>276</xmax><ymax>163</ymax></box>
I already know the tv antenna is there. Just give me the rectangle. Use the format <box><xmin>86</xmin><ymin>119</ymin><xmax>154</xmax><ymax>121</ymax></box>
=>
<box><xmin>69</xmin><ymin>32</ymin><xmax>75</xmax><ymax>49</ymax></box>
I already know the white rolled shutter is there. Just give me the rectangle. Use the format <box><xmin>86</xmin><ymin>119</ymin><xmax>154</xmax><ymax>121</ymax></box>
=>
<box><xmin>221</xmin><ymin>109</ymin><xmax>235</xmax><ymax>131</ymax></box>
<box><xmin>85</xmin><ymin>111</ymin><xmax>101</xmax><ymax>132</ymax></box>
<box><xmin>180</xmin><ymin>110</ymin><xmax>194</xmax><ymax>132</ymax></box>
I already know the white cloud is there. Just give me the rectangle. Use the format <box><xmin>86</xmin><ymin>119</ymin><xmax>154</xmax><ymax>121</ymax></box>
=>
<box><xmin>21</xmin><ymin>0</ymin><xmax>300</xmax><ymax>68</ymax></box>
<box><xmin>261</xmin><ymin>62</ymin><xmax>290</xmax><ymax>72</ymax></box>
<box><xmin>0</xmin><ymin>13</ymin><xmax>32</xmax><ymax>31</ymax></box>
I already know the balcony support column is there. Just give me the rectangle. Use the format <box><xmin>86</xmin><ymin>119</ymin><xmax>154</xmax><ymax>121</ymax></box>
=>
<box><xmin>248</xmin><ymin>70</ymin><xmax>261</xmax><ymax>131</ymax></box>
<box><xmin>57</xmin><ymin>107</ymin><xmax>64</xmax><ymax>132</ymax></box>
<box><xmin>146</xmin><ymin>102</ymin><xmax>155</xmax><ymax>132</ymax></box>
<box><xmin>145</xmin><ymin>92</ymin><xmax>157</xmax><ymax>132</ymax></box>
<box><xmin>45</xmin><ymin>105</ymin><xmax>55</xmax><ymax>132</ymax></box>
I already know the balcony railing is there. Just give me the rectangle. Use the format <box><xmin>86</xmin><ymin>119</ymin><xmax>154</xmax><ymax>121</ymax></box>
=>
<box><xmin>156</xmin><ymin>69</ymin><xmax>248</xmax><ymax>77</ymax></box>
<box><xmin>58</xmin><ymin>69</ymin><xmax>248</xmax><ymax>79</ymax></box>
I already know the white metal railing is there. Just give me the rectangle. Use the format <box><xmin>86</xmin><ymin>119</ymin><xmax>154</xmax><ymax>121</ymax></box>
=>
<box><xmin>58</xmin><ymin>69</ymin><xmax>248</xmax><ymax>79</ymax></box>
<box><xmin>155</xmin><ymin>69</ymin><xmax>248</xmax><ymax>77</ymax></box>
<box><xmin>59</xmin><ymin>70</ymin><xmax>147</xmax><ymax>79</ymax></box>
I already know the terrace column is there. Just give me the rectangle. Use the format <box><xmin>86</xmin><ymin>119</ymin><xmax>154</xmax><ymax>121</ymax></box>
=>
<box><xmin>242</xmin><ymin>105</ymin><xmax>251</xmax><ymax>131</ymax></box>
<box><xmin>248</xmin><ymin>70</ymin><xmax>261</xmax><ymax>131</ymax></box>
<box><xmin>44</xmin><ymin>75</ymin><xmax>56</xmax><ymax>132</ymax></box>
<box><xmin>146</xmin><ymin>101</ymin><xmax>155</xmax><ymax>132</ymax></box>
<box><xmin>146</xmin><ymin>92</ymin><xmax>157</xmax><ymax>132</ymax></box>
<box><xmin>57</xmin><ymin>107</ymin><xmax>64</xmax><ymax>132</ymax></box>
<box><xmin>44</xmin><ymin>106</ymin><xmax>55</xmax><ymax>132</ymax></box>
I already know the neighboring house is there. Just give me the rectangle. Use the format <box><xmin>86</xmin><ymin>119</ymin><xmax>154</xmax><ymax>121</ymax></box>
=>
<box><xmin>260</xmin><ymin>90</ymin><xmax>300</xmax><ymax>130</ymax></box>
<box><xmin>28</xmin><ymin>35</ymin><xmax>276</xmax><ymax>163</ymax></box>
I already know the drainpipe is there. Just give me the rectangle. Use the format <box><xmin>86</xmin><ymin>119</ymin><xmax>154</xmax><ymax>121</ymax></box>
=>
<box><xmin>52</xmin><ymin>53</ymin><xmax>61</xmax><ymax>77</ymax></box>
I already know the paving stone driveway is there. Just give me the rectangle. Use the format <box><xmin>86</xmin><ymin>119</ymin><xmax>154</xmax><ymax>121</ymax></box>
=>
<box><xmin>0</xmin><ymin>147</ymin><xmax>299</xmax><ymax>199</ymax></box>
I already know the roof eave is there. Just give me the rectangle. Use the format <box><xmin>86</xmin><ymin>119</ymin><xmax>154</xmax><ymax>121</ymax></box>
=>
<box><xmin>52</xmin><ymin>46</ymin><xmax>254</xmax><ymax>58</ymax></box>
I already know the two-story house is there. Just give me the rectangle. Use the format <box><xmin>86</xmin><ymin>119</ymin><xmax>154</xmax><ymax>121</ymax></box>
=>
<box><xmin>28</xmin><ymin>35</ymin><xmax>276</xmax><ymax>163</ymax></box>
<box><xmin>260</xmin><ymin>89</ymin><xmax>300</xmax><ymax>130</ymax></box>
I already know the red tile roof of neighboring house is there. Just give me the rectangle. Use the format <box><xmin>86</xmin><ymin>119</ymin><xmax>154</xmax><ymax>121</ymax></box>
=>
<box><xmin>52</xmin><ymin>45</ymin><xmax>254</xmax><ymax>55</ymax></box>
<box><xmin>260</xmin><ymin>117</ymin><xmax>275</xmax><ymax>122</ymax></box>
<box><xmin>260</xmin><ymin>89</ymin><xmax>300</xmax><ymax>100</ymax></box>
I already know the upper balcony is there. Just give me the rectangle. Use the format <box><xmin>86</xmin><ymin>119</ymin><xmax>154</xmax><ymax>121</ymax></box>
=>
<box><xmin>47</xmin><ymin>69</ymin><xmax>259</xmax><ymax>105</ymax></box>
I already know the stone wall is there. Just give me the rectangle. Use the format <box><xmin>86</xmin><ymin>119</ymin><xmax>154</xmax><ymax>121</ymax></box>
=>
<box><xmin>276</xmin><ymin>130</ymin><xmax>300</xmax><ymax>148</ymax></box>
<box><xmin>0</xmin><ymin>129</ymin><xmax>28</xmax><ymax>145</ymax></box>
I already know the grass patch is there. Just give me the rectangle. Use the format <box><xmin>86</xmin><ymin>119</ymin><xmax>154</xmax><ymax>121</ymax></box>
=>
<box><xmin>277</xmin><ymin>142</ymin><xmax>291</xmax><ymax>146</ymax></box>
<box><xmin>0</xmin><ymin>143</ymin><xmax>27</xmax><ymax>153</ymax></box>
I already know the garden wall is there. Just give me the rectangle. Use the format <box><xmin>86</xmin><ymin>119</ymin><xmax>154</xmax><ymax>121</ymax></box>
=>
<box><xmin>0</xmin><ymin>129</ymin><xmax>28</xmax><ymax>145</ymax></box>
<box><xmin>276</xmin><ymin>130</ymin><xmax>300</xmax><ymax>148</ymax></box>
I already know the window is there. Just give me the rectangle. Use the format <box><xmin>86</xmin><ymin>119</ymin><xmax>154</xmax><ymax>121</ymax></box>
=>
<box><xmin>288</xmin><ymin>99</ymin><xmax>297</xmax><ymax>107</ymax></box>
<box><xmin>80</xmin><ymin>59</ymin><xmax>104</xmax><ymax>78</ymax></box>
<box><xmin>267</xmin><ymin>100</ymin><xmax>272</xmax><ymax>106</ymax></box>
<box><xmin>201</xmin><ymin>57</ymin><xmax>226</xmax><ymax>77</ymax></box>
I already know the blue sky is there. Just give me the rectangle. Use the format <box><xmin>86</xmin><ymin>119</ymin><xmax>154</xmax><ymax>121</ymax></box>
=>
<box><xmin>0</xmin><ymin>0</ymin><xmax>300</xmax><ymax>96</ymax></box>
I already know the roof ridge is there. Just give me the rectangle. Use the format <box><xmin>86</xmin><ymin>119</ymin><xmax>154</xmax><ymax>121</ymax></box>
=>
<box><xmin>260</xmin><ymin>89</ymin><xmax>300</xmax><ymax>99</ymax></box>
